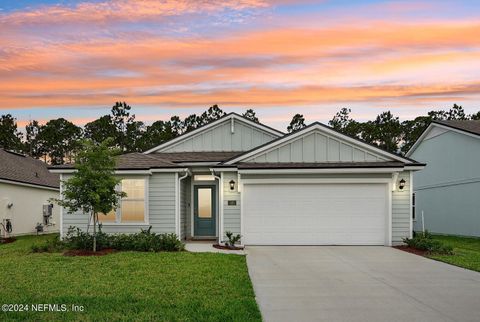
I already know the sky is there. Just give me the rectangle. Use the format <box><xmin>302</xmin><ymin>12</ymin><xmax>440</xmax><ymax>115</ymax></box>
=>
<box><xmin>1</xmin><ymin>0</ymin><xmax>480</xmax><ymax>130</ymax></box>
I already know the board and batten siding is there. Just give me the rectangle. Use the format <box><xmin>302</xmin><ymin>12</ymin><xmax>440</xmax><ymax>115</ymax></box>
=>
<box><xmin>392</xmin><ymin>171</ymin><xmax>412</xmax><ymax>244</ymax></box>
<box><xmin>159</xmin><ymin>119</ymin><xmax>278</xmax><ymax>152</ymax></box>
<box><xmin>245</xmin><ymin>130</ymin><xmax>388</xmax><ymax>163</ymax></box>
<box><xmin>222</xmin><ymin>172</ymin><xmax>241</xmax><ymax>241</ymax></box>
<box><xmin>61</xmin><ymin>173</ymin><xmax>176</xmax><ymax>236</ymax></box>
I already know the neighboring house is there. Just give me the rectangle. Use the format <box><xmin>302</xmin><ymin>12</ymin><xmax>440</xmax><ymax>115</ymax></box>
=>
<box><xmin>0</xmin><ymin>148</ymin><xmax>60</xmax><ymax>236</ymax></box>
<box><xmin>407</xmin><ymin>120</ymin><xmax>480</xmax><ymax>237</ymax></box>
<box><xmin>51</xmin><ymin>113</ymin><xmax>424</xmax><ymax>246</ymax></box>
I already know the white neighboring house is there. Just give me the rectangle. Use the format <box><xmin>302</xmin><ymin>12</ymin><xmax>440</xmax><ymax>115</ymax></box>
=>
<box><xmin>51</xmin><ymin>113</ymin><xmax>425</xmax><ymax>246</ymax></box>
<box><xmin>0</xmin><ymin>148</ymin><xmax>60</xmax><ymax>236</ymax></box>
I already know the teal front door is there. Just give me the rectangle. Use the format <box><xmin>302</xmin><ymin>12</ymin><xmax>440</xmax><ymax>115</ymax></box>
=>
<box><xmin>194</xmin><ymin>185</ymin><xmax>216</xmax><ymax>237</ymax></box>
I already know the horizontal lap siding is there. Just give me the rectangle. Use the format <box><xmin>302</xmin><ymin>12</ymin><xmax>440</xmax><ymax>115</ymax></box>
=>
<box><xmin>392</xmin><ymin>171</ymin><xmax>411</xmax><ymax>244</ymax></box>
<box><xmin>61</xmin><ymin>175</ymin><xmax>90</xmax><ymax>235</ymax></box>
<box><xmin>222</xmin><ymin>172</ymin><xmax>241</xmax><ymax>241</ymax></box>
<box><xmin>61</xmin><ymin>173</ymin><xmax>176</xmax><ymax>236</ymax></box>
<box><xmin>149</xmin><ymin>173</ymin><xmax>176</xmax><ymax>234</ymax></box>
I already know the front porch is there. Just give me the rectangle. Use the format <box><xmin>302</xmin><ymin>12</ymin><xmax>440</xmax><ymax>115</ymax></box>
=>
<box><xmin>178</xmin><ymin>170</ymin><xmax>240</xmax><ymax>244</ymax></box>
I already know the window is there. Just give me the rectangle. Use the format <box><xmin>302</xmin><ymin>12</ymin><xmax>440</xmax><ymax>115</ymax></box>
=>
<box><xmin>99</xmin><ymin>178</ymin><xmax>147</xmax><ymax>224</ymax></box>
<box><xmin>198</xmin><ymin>188</ymin><xmax>212</xmax><ymax>218</ymax></box>
<box><xmin>102</xmin><ymin>210</ymin><xmax>116</xmax><ymax>222</ymax></box>
<box><xmin>194</xmin><ymin>175</ymin><xmax>215</xmax><ymax>181</ymax></box>
<box><xmin>412</xmin><ymin>192</ymin><xmax>416</xmax><ymax>220</ymax></box>
<box><xmin>121</xmin><ymin>179</ymin><xmax>146</xmax><ymax>222</ymax></box>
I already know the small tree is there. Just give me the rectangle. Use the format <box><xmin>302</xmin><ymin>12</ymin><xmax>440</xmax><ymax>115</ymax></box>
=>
<box><xmin>56</xmin><ymin>140</ymin><xmax>125</xmax><ymax>252</ymax></box>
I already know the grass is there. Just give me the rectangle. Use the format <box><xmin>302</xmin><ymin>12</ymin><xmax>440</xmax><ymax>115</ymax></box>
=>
<box><xmin>428</xmin><ymin>235</ymin><xmax>480</xmax><ymax>272</ymax></box>
<box><xmin>0</xmin><ymin>234</ymin><xmax>261</xmax><ymax>321</ymax></box>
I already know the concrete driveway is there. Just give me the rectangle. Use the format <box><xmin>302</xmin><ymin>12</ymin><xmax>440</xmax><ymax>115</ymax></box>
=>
<box><xmin>246</xmin><ymin>246</ymin><xmax>480</xmax><ymax>322</ymax></box>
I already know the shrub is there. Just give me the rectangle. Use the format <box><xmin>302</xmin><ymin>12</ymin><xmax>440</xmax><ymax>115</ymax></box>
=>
<box><xmin>31</xmin><ymin>235</ymin><xmax>65</xmax><ymax>253</ymax></box>
<box><xmin>64</xmin><ymin>226</ymin><xmax>111</xmax><ymax>251</ymax></box>
<box><xmin>62</xmin><ymin>226</ymin><xmax>184</xmax><ymax>252</ymax></box>
<box><xmin>225</xmin><ymin>231</ymin><xmax>241</xmax><ymax>248</ymax></box>
<box><xmin>403</xmin><ymin>231</ymin><xmax>453</xmax><ymax>255</ymax></box>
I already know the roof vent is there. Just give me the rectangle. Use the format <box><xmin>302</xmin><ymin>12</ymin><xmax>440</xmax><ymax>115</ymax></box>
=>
<box><xmin>35</xmin><ymin>172</ymin><xmax>39</xmax><ymax>178</ymax></box>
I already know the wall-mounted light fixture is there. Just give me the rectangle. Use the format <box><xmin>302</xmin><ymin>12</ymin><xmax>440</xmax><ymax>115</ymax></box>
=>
<box><xmin>229</xmin><ymin>180</ymin><xmax>236</xmax><ymax>191</ymax></box>
<box><xmin>398</xmin><ymin>178</ymin><xmax>406</xmax><ymax>190</ymax></box>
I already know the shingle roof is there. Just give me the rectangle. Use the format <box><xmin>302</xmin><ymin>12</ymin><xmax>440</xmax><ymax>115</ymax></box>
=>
<box><xmin>51</xmin><ymin>153</ymin><xmax>179</xmax><ymax>170</ymax></box>
<box><xmin>50</xmin><ymin>151</ymin><xmax>244</xmax><ymax>171</ymax></box>
<box><xmin>237</xmin><ymin>161</ymin><xmax>406</xmax><ymax>169</ymax></box>
<box><xmin>0</xmin><ymin>149</ymin><xmax>59</xmax><ymax>189</ymax></box>
<box><xmin>153</xmin><ymin>151</ymin><xmax>243</xmax><ymax>163</ymax></box>
<box><xmin>434</xmin><ymin>120</ymin><xmax>480</xmax><ymax>136</ymax></box>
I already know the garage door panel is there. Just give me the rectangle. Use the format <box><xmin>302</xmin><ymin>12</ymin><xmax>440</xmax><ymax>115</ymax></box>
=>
<box><xmin>243</xmin><ymin>183</ymin><xmax>387</xmax><ymax>245</ymax></box>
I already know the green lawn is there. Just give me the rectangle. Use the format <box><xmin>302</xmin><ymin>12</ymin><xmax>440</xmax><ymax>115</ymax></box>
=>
<box><xmin>428</xmin><ymin>235</ymin><xmax>480</xmax><ymax>272</ymax></box>
<box><xmin>0</xmin><ymin>235</ymin><xmax>261</xmax><ymax>322</ymax></box>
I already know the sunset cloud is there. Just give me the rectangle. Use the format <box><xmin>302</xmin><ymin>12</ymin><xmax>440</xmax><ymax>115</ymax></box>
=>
<box><xmin>1</xmin><ymin>0</ymin><xmax>268</xmax><ymax>25</ymax></box>
<box><xmin>1</xmin><ymin>0</ymin><xmax>480</xmax><ymax>127</ymax></box>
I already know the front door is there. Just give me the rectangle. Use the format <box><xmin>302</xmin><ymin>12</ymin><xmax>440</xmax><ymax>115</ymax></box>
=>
<box><xmin>194</xmin><ymin>185</ymin><xmax>216</xmax><ymax>237</ymax></box>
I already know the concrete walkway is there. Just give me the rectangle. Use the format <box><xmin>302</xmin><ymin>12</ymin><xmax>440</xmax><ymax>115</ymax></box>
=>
<box><xmin>246</xmin><ymin>246</ymin><xmax>480</xmax><ymax>322</ymax></box>
<box><xmin>184</xmin><ymin>241</ymin><xmax>245</xmax><ymax>255</ymax></box>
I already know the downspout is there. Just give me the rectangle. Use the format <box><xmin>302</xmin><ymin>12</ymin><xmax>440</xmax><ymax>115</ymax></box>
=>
<box><xmin>210</xmin><ymin>168</ymin><xmax>223</xmax><ymax>244</ymax></box>
<box><xmin>177</xmin><ymin>168</ymin><xmax>191</xmax><ymax>240</ymax></box>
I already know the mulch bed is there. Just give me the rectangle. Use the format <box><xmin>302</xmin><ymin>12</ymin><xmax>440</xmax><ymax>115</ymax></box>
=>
<box><xmin>0</xmin><ymin>237</ymin><xmax>16</xmax><ymax>244</ymax></box>
<box><xmin>63</xmin><ymin>248</ymin><xmax>117</xmax><ymax>257</ymax></box>
<box><xmin>213</xmin><ymin>244</ymin><xmax>244</xmax><ymax>251</ymax></box>
<box><xmin>393</xmin><ymin>245</ymin><xmax>428</xmax><ymax>256</ymax></box>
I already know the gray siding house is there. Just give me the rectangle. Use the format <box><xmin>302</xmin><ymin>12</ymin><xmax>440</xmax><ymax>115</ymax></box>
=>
<box><xmin>407</xmin><ymin>120</ymin><xmax>480</xmax><ymax>237</ymax></box>
<box><xmin>51</xmin><ymin>113</ymin><xmax>424</xmax><ymax>246</ymax></box>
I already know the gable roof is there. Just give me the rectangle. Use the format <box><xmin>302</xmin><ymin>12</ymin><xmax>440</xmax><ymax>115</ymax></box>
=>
<box><xmin>406</xmin><ymin>120</ymin><xmax>480</xmax><ymax>157</ymax></box>
<box><xmin>143</xmin><ymin>112</ymin><xmax>284</xmax><ymax>154</ymax></box>
<box><xmin>434</xmin><ymin>120</ymin><xmax>480</xmax><ymax>136</ymax></box>
<box><xmin>0</xmin><ymin>148</ymin><xmax>59</xmax><ymax>189</ymax></box>
<box><xmin>224</xmin><ymin>122</ymin><xmax>422</xmax><ymax>166</ymax></box>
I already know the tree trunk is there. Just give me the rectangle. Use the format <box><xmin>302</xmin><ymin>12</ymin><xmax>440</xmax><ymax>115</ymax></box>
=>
<box><xmin>93</xmin><ymin>211</ymin><xmax>97</xmax><ymax>252</ymax></box>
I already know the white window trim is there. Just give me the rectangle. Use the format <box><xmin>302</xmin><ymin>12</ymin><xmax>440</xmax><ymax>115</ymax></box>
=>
<box><xmin>99</xmin><ymin>177</ymin><xmax>149</xmax><ymax>225</ymax></box>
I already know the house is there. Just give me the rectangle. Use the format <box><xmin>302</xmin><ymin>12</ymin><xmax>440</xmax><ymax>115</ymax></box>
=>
<box><xmin>50</xmin><ymin>113</ymin><xmax>424</xmax><ymax>245</ymax></box>
<box><xmin>0</xmin><ymin>148</ymin><xmax>60</xmax><ymax>236</ymax></box>
<box><xmin>406</xmin><ymin>120</ymin><xmax>480</xmax><ymax>237</ymax></box>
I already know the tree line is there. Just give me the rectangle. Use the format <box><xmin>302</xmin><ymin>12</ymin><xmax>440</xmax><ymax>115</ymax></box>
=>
<box><xmin>0</xmin><ymin>102</ymin><xmax>478</xmax><ymax>165</ymax></box>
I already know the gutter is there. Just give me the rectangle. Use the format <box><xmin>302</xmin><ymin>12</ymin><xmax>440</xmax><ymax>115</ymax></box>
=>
<box><xmin>238</xmin><ymin>167</ymin><xmax>405</xmax><ymax>175</ymax></box>
<box><xmin>210</xmin><ymin>168</ymin><xmax>224</xmax><ymax>244</ymax></box>
<box><xmin>176</xmin><ymin>168</ymin><xmax>191</xmax><ymax>239</ymax></box>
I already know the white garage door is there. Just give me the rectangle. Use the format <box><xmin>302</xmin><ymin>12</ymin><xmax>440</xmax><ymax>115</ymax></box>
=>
<box><xmin>243</xmin><ymin>183</ymin><xmax>388</xmax><ymax>245</ymax></box>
